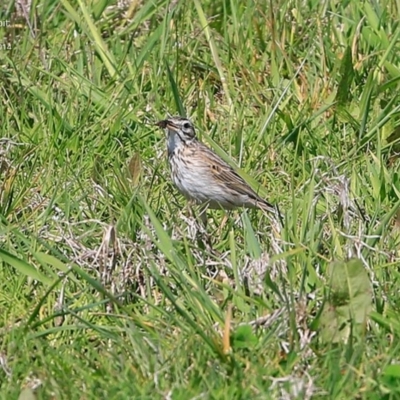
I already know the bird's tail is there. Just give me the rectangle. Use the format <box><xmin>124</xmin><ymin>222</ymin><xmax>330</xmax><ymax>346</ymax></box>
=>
<box><xmin>259</xmin><ymin>200</ymin><xmax>284</xmax><ymax>228</ymax></box>
<box><xmin>274</xmin><ymin>203</ymin><xmax>284</xmax><ymax>227</ymax></box>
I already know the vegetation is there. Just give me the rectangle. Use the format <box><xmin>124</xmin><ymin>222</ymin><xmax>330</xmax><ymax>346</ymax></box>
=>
<box><xmin>1</xmin><ymin>0</ymin><xmax>400</xmax><ymax>398</ymax></box>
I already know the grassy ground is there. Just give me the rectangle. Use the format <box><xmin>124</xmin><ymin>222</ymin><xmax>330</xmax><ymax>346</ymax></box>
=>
<box><xmin>1</xmin><ymin>0</ymin><xmax>400</xmax><ymax>398</ymax></box>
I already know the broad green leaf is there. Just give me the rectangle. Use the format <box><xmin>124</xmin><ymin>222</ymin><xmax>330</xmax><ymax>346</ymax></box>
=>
<box><xmin>381</xmin><ymin>364</ymin><xmax>400</xmax><ymax>392</ymax></box>
<box><xmin>231</xmin><ymin>325</ymin><xmax>258</xmax><ymax>350</ymax></box>
<box><xmin>319</xmin><ymin>258</ymin><xmax>372</xmax><ymax>343</ymax></box>
<box><xmin>383</xmin><ymin>364</ymin><xmax>400</xmax><ymax>379</ymax></box>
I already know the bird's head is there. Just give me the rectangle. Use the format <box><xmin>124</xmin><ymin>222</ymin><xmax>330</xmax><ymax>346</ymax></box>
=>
<box><xmin>156</xmin><ymin>117</ymin><xmax>196</xmax><ymax>143</ymax></box>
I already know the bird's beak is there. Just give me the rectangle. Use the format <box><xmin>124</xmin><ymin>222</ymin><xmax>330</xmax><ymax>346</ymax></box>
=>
<box><xmin>156</xmin><ymin>119</ymin><xmax>178</xmax><ymax>131</ymax></box>
<box><xmin>155</xmin><ymin>120</ymin><xmax>167</xmax><ymax>128</ymax></box>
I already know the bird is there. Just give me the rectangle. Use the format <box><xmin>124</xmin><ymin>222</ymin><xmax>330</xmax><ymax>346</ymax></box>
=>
<box><xmin>156</xmin><ymin>116</ymin><xmax>280</xmax><ymax>219</ymax></box>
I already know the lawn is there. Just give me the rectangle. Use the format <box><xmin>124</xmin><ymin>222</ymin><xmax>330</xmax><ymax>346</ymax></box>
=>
<box><xmin>1</xmin><ymin>0</ymin><xmax>400</xmax><ymax>398</ymax></box>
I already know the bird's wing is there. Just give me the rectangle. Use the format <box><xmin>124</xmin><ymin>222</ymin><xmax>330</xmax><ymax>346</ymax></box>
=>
<box><xmin>195</xmin><ymin>142</ymin><xmax>264</xmax><ymax>200</ymax></box>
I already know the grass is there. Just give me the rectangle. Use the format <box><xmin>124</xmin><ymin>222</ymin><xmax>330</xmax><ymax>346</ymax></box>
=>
<box><xmin>1</xmin><ymin>0</ymin><xmax>400</xmax><ymax>398</ymax></box>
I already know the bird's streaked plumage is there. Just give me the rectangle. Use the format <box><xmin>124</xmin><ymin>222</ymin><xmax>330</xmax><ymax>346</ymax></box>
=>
<box><xmin>156</xmin><ymin>117</ymin><xmax>278</xmax><ymax>215</ymax></box>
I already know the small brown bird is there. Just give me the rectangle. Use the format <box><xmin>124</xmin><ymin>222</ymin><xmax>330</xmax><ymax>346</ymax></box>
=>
<box><xmin>156</xmin><ymin>117</ymin><xmax>280</xmax><ymax>217</ymax></box>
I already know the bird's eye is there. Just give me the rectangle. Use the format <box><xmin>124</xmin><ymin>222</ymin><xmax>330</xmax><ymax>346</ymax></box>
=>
<box><xmin>183</xmin><ymin>122</ymin><xmax>191</xmax><ymax>129</ymax></box>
